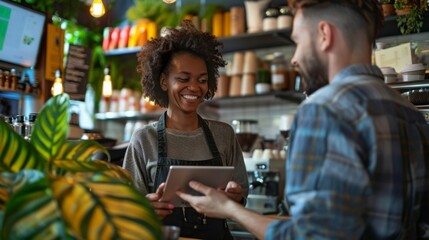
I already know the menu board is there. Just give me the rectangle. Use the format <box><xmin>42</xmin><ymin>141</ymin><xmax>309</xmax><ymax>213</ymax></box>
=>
<box><xmin>64</xmin><ymin>44</ymin><xmax>92</xmax><ymax>100</ymax></box>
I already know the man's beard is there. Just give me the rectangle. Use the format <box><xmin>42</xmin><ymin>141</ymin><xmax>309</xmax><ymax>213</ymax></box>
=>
<box><xmin>298</xmin><ymin>46</ymin><xmax>329</xmax><ymax>96</ymax></box>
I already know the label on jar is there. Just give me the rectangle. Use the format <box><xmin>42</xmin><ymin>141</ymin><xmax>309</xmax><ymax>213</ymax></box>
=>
<box><xmin>271</xmin><ymin>72</ymin><xmax>289</xmax><ymax>90</ymax></box>
<box><xmin>272</xmin><ymin>74</ymin><xmax>285</xmax><ymax>84</ymax></box>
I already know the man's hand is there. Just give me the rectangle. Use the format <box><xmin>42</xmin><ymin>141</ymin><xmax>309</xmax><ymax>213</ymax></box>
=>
<box><xmin>177</xmin><ymin>181</ymin><xmax>240</xmax><ymax>219</ymax></box>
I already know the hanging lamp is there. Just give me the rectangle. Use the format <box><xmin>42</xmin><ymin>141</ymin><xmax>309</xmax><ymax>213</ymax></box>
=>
<box><xmin>51</xmin><ymin>69</ymin><xmax>64</xmax><ymax>96</ymax></box>
<box><xmin>102</xmin><ymin>65</ymin><xmax>112</xmax><ymax>97</ymax></box>
<box><xmin>90</xmin><ymin>0</ymin><xmax>105</xmax><ymax>18</ymax></box>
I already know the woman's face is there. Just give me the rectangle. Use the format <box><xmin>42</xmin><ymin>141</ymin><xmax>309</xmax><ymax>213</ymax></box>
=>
<box><xmin>161</xmin><ymin>52</ymin><xmax>209</xmax><ymax>114</ymax></box>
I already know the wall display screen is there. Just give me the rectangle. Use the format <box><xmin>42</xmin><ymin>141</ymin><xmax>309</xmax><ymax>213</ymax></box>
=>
<box><xmin>0</xmin><ymin>0</ymin><xmax>45</xmax><ymax>68</ymax></box>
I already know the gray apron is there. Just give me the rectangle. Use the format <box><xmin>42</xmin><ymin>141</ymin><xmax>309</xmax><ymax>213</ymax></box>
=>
<box><xmin>153</xmin><ymin>112</ymin><xmax>233</xmax><ymax>240</ymax></box>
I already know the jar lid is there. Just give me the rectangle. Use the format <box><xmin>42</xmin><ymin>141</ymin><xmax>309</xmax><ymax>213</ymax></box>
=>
<box><xmin>273</xmin><ymin>52</ymin><xmax>285</xmax><ymax>58</ymax></box>
<box><xmin>380</xmin><ymin>66</ymin><xmax>397</xmax><ymax>75</ymax></box>
<box><xmin>279</xmin><ymin>6</ymin><xmax>291</xmax><ymax>15</ymax></box>
<box><xmin>401</xmin><ymin>63</ymin><xmax>425</xmax><ymax>73</ymax></box>
<box><xmin>264</xmin><ymin>8</ymin><xmax>279</xmax><ymax>18</ymax></box>
<box><xmin>15</xmin><ymin>115</ymin><xmax>25</xmax><ymax>123</ymax></box>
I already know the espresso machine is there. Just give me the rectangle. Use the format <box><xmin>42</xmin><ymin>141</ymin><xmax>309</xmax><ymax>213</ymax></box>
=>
<box><xmin>244</xmin><ymin>157</ymin><xmax>285</xmax><ymax>214</ymax></box>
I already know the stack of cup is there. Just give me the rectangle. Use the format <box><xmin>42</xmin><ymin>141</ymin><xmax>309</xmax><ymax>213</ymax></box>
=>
<box><xmin>229</xmin><ymin>52</ymin><xmax>244</xmax><ymax>97</ymax></box>
<box><xmin>241</xmin><ymin>51</ymin><xmax>258</xmax><ymax>96</ymax></box>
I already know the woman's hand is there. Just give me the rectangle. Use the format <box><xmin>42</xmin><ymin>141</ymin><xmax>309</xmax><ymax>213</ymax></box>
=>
<box><xmin>224</xmin><ymin>181</ymin><xmax>244</xmax><ymax>203</ymax></box>
<box><xmin>145</xmin><ymin>182</ymin><xmax>175</xmax><ymax>219</ymax></box>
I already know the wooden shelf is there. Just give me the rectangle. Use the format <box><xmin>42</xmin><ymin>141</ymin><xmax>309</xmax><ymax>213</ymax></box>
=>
<box><xmin>0</xmin><ymin>88</ymin><xmax>37</xmax><ymax>99</ymax></box>
<box><xmin>200</xmin><ymin>91</ymin><xmax>305</xmax><ymax>109</ymax></box>
<box><xmin>104</xmin><ymin>47</ymin><xmax>141</xmax><ymax>56</ymax></box>
<box><xmin>218</xmin><ymin>28</ymin><xmax>293</xmax><ymax>53</ymax></box>
<box><xmin>388</xmin><ymin>79</ymin><xmax>429</xmax><ymax>90</ymax></box>
<box><xmin>95</xmin><ymin>110</ymin><xmax>164</xmax><ymax>121</ymax></box>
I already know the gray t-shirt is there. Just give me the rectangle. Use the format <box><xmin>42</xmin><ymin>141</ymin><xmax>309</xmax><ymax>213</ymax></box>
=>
<box><xmin>123</xmin><ymin>119</ymin><xmax>249</xmax><ymax>197</ymax></box>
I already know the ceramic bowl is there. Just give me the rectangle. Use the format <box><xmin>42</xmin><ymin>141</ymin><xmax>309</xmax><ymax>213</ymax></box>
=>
<box><xmin>401</xmin><ymin>63</ymin><xmax>426</xmax><ymax>82</ymax></box>
<box><xmin>380</xmin><ymin>67</ymin><xmax>398</xmax><ymax>83</ymax></box>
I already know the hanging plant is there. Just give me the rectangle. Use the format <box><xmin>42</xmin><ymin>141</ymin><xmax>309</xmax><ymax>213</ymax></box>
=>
<box><xmin>127</xmin><ymin>0</ymin><xmax>179</xmax><ymax>27</ymax></box>
<box><xmin>395</xmin><ymin>1</ymin><xmax>428</xmax><ymax>35</ymax></box>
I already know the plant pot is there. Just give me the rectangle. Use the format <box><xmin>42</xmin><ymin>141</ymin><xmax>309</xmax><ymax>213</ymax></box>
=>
<box><xmin>395</xmin><ymin>5</ymin><xmax>412</xmax><ymax>15</ymax></box>
<box><xmin>382</xmin><ymin>4</ymin><xmax>396</xmax><ymax>16</ymax></box>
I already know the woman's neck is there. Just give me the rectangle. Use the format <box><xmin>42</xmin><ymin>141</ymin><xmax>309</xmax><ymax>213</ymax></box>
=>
<box><xmin>165</xmin><ymin>110</ymin><xmax>199</xmax><ymax>132</ymax></box>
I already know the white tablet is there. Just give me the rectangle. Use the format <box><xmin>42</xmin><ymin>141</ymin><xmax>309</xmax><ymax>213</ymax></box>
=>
<box><xmin>160</xmin><ymin>166</ymin><xmax>235</xmax><ymax>207</ymax></box>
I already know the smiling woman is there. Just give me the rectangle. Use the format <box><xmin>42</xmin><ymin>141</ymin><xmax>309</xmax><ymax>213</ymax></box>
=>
<box><xmin>122</xmin><ymin>20</ymin><xmax>249</xmax><ymax>240</ymax></box>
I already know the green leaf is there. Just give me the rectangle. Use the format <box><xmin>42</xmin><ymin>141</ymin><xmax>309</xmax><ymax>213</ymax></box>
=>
<box><xmin>31</xmin><ymin>94</ymin><xmax>70</xmax><ymax>164</ymax></box>
<box><xmin>57</xmin><ymin>140</ymin><xmax>109</xmax><ymax>162</ymax></box>
<box><xmin>52</xmin><ymin>174</ymin><xmax>162</xmax><ymax>240</ymax></box>
<box><xmin>1</xmin><ymin>176</ymin><xmax>68</xmax><ymax>239</ymax></box>
<box><xmin>52</xmin><ymin>160</ymin><xmax>133</xmax><ymax>184</ymax></box>
<box><xmin>0</xmin><ymin>121</ymin><xmax>45</xmax><ymax>173</ymax></box>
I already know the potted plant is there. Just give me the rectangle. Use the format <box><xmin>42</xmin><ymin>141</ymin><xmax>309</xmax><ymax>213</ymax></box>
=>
<box><xmin>0</xmin><ymin>94</ymin><xmax>162</xmax><ymax>239</ymax></box>
<box><xmin>394</xmin><ymin>0</ymin><xmax>413</xmax><ymax>15</ymax></box>
<box><xmin>395</xmin><ymin>0</ymin><xmax>428</xmax><ymax>35</ymax></box>
<box><xmin>381</xmin><ymin>0</ymin><xmax>396</xmax><ymax>16</ymax></box>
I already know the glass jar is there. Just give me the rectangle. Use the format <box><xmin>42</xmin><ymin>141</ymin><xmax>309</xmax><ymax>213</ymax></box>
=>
<box><xmin>270</xmin><ymin>52</ymin><xmax>289</xmax><ymax>91</ymax></box>
<box><xmin>13</xmin><ymin>115</ymin><xmax>26</xmax><ymax>137</ymax></box>
<box><xmin>262</xmin><ymin>8</ymin><xmax>279</xmax><ymax>31</ymax></box>
<box><xmin>25</xmin><ymin>113</ymin><xmax>38</xmax><ymax>140</ymax></box>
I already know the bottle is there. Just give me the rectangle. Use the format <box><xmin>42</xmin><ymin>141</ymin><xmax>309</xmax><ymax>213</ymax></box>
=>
<box><xmin>10</xmin><ymin>68</ymin><xmax>17</xmax><ymax>90</ymax></box>
<box><xmin>270</xmin><ymin>52</ymin><xmax>289</xmax><ymax>91</ymax></box>
<box><xmin>3</xmin><ymin>71</ymin><xmax>10</xmax><ymax>89</ymax></box>
<box><xmin>13</xmin><ymin>115</ymin><xmax>26</xmax><ymax>137</ymax></box>
<box><xmin>25</xmin><ymin>113</ymin><xmax>38</xmax><ymax>140</ymax></box>
<box><xmin>0</xmin><ymin>69</ymin><xmax>3</xmax><ymax>87</ymax></box>
<box><xmin>4</xmin><ymin>116</ymin><xmax>13</xmax><ymax>127</ymax></box>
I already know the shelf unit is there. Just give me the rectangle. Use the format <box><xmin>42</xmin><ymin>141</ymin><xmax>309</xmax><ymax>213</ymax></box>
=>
<box><xmin>0</xmin><ymin>88</ymin><xmax>40</xmax><ymax>116</ymax></box>
<box><xmin>387</xmin><ymin>79</ymin><xmax>429</xmax><ymax>114</ymax></box>
<box><xmin>99</xmin><ymin>13</ymin><xmax>429</xmax><ymax>124</ymax></box>
<box><xmin>103</xmin><ymin>13</ymin><xmax>429</xmax><ymax>57</ymax></box>
<box><xmin>388</xmin><ymin>79</ymin><xmax>429</xmax><ymax>90</ymax></box>
<box><xmin>95</xmin><ymin>109</ymin><xmax>164</xmax><ymax>121</ymax></box>
<box><xmin>200</xmin><ymin>91</ymin><xmax>305</xmax><ymax>110</ymax></box>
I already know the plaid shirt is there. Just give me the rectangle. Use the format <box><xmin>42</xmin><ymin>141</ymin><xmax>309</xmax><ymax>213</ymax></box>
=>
<box><xmin>266</xmin><ymin>64</ymin><xmax>429</xmax><ymax>239</ymax></box>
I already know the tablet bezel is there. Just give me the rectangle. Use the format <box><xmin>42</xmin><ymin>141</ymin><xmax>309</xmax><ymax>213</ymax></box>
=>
<box><xmin>160</xmin><ymin>165</ymin><xmax>235</xmax><ymax>207</ymax></box>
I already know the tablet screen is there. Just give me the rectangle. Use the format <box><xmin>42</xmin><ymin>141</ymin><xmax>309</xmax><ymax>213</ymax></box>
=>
<box><xmin>160</xmin><ymin>166</ymin><xmax>235</xmax><ymax>207</ymax></box>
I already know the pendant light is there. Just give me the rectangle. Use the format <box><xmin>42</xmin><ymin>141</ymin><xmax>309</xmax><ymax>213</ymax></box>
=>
<box><xmin>51</xmin><ymin>69</ymin><xmax>64</xmax><ymax>96</ymax></box>
<box><xmin>102</xmin><ymin>65</ymin><xmax>112</xmax><ymax>97</ymax></box>
<box><xmin>162</xmin><ymin>0</ymin><xmax>176</xmax><ymax>3</ymax></box>
<box><xmin>90</xmin><ymin>0</ymin><xmax>105</xmax><ymax>18</ymax></box>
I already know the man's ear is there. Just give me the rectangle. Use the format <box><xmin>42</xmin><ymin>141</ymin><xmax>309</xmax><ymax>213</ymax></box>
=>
<box><xmin>318</xmin><ymin>21</ymin><xmax>333</xmax><ymax>51</ymax></box>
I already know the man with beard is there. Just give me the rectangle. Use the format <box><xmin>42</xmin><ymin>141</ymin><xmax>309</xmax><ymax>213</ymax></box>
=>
<box><xmin>177</xmin><ymin>0</ymin><xmax>429</xmax><ymax>239</ymax></box>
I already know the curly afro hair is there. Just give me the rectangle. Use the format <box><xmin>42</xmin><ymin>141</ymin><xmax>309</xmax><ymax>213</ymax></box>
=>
<box><xmin>136</xmin><ymin>20</ymin><xmax>226</xmax><ymax>108</ymax></box>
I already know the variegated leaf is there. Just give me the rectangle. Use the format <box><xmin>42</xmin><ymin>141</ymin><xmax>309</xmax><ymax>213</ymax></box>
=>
<box><xmin>57</xmin><ymin>140</ymin><xmax>109</xmax><ymax>162</ymax></box>
<box><xmin>0</xmin><ymin>120</ymin><xmax>45</xmax><ymax>173</ymax></box>
<box><xmin>0</xmin><ymin>170</ymin><xmax>45</xmax><ymax>211</ymax></box>
<box><xmin>31</xmin><ymin>93</ymin><xmax>69</xmax><ymax>163</ymax></box>
<box><xmin>52</xmin><ymin>174</ymin><xmax>162</xmax><ymax>240</ymax></box>
<box><xmin>1</xmin><ymin>176</ymin><xmax>69</xmax><ymax>239</ymax></box>
<box><xmin>52</xmin><ymin>160</ymin><xmax>132</xmax><ymax>184</ymax></box>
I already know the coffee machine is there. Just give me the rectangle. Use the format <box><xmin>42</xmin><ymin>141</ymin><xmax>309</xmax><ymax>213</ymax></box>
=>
<box><xmin>244</xmin><ymin>157</ymin><xmax>285</xmax><ymax>214</ymax></box>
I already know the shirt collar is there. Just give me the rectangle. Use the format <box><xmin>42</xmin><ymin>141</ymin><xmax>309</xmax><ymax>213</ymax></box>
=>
<box><xmin>331</xmin><ymin>64</ymin><xmax>384</xmax><ymax>84</ymax></box>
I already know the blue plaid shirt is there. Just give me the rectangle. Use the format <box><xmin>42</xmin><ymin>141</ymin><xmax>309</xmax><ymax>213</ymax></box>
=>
<box><xmin>266</xmin><ymin>64</ymin><xmax>429</xmax><ymax>239</ymax></box>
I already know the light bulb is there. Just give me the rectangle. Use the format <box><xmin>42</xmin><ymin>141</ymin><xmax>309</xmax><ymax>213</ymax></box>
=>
<box><xmin>162</xmin><ymin>0</ymin><xmax>176</xmax><ymax>3</ymax></box>
<box><xmin>90</xmin><ymin>0</ymin><xmax>105</xmax><ymax>18</ymax></box>
<box><xmin>102</xmin><ymin>75</ymin><xmax>112</xmax><ymax>97</ymax></box>
<box><xmin>51</xmin><ymin>69</ymin><xmax>63</xmax><ymax>96</ymax></box>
